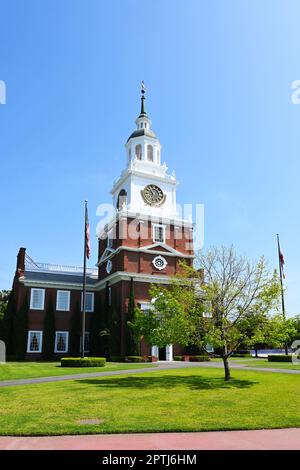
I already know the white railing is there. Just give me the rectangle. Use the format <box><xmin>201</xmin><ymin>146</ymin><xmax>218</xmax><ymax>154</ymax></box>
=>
<box><xmin>25</xmin><ymin>254</ymin><xmax>98</xmax><ymax>276</ymax></box>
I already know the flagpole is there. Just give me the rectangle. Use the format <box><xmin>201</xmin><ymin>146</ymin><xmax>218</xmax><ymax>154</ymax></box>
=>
<box><xmin>277</xmin><ymin>233</ymin><xmax>288</xmax><ymax>355</ymax></box>
<box><xmin>81</xmin><ymin>200</ymin><xmax>88</xmax><ymax>359</ymax></box>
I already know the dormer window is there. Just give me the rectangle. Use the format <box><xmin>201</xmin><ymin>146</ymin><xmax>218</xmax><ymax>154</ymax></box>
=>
<box><xmin>135</xmin><ymin>144</ymin><xmax>142</xmax><ymax>160</ymax></box>
<box><xmin>147</xmin><ymin>145</ymin><xmax>153</xmax><ymax>162</ymax></box>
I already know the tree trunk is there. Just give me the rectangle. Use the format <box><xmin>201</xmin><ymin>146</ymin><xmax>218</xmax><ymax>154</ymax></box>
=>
<box><xmin>222</xmin><ymin>355</ymin><xmax>231</xmax><ymax>381</ymax></box>
<box><xmin>255</xmin><ymin>347</ymin><xmax>258</xmax><ymax>358</ymax></box>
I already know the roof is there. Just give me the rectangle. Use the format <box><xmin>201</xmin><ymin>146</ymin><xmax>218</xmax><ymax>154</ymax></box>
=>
<box><xmin>126</xmin><ymin>128</ymin><xmax>156</xmax><ymax>143</ymax></box>
<box><xmin>23</xmin><ymin>270</ymin><xmax>98</xmax><ymax>286</ymax></box>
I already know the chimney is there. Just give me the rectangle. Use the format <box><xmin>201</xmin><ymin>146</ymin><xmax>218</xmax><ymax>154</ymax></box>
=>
<box><xmin>16</xmin><ymin>247</ymin><xmax>26</xmax><ymax>277</ymax></box>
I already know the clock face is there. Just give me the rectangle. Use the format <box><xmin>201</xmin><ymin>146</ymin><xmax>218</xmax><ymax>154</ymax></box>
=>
<box><xmin>141</xmin><ymin>184</ymin><xmax>166</xmax><ymax>207</ymax></box>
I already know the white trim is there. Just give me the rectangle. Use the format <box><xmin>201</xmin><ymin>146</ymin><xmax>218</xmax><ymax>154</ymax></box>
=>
<box><xmin>152</xmin><ymin>255</ymin><xmax>168</xmax><ymax>271</ymax></box>
<box><xmin>22</xmin><ymin>278</ymin><xmax>97</xmax><ymax>291</ymax></box>
<box><xmin>99</xmin><ymin>247</ymin><xmax>115</xmax><ymax>264</ymax></box>
<box><xmin>27</xmin><ymin>330</ymin><xmax>43</xmax><ymax>353</ymax></box>
<box><xmin>94</xmin><ymin>270</ymin><xmax>173</xmax><ymax>291</ymax></box>
<box><xmin>56</xmin><ymin>290</ymin><xmax>71</xmax><ymax>311</ymax></box>
<box><xmin>30</xmin><ymin>288</ymin><xmax>45</xmax><ymax>310</ymax></box>
<box><xmin>81</xmin><ymin>292</ymin><xmax>94</xmax><ymax>312</ymax></box>
<box><xmin>152</xmin><ymin>223</ymin><xmax>166</xmax><ymax>244</ymax></box>
<box><xmin>80</xmin><ymin>331</ymin><xmax>90</xmax><ymax>353</ymax></box>
<box><xmin>140</xmin><ymin>242</ymin><xmax>186</xmax><ymax>256</ymax></box>
<box><xmin>54</xmin><ymin>331</ymin><xmax>69</xmax><ymax>353</ymax></box>
<box><xmin>97</xmin><ymin>210</ymin><xmax>194</xmax><ymax>239</ymax></box>
<box><xmin>21</xmin><ymin>270</ymin><xmax>176</xmax><ymax>292</ymax></box>
<box><xmin>97</xmin><ymin>243</ymin><xmax>193</xmax><ymax>266</ymax></box>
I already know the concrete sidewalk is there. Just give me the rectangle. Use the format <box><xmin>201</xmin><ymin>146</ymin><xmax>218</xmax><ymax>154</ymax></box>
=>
<box><xmin>1</xmin><ymin>428</ymin><xmax>300</xmax><ymax>450</ymax></box>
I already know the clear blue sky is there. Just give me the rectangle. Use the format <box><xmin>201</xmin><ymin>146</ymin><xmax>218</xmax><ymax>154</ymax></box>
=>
<box><xmin>0</xmin><ymin>0</ymin><xmax>299</xmax><ymax>315</ymax></box>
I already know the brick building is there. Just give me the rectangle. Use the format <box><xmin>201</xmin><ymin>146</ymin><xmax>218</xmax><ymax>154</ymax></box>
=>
<box><xmin>12</xmin><ymin>87</ymin><xmax>195</xmax><ymax>360</ymax></box>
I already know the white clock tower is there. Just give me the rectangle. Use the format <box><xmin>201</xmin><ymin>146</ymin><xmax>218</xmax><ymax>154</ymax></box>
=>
<box><xmin>111</xmin><ymin>84</ymin><xmax>178</xmax><ymax>220</ymax></box>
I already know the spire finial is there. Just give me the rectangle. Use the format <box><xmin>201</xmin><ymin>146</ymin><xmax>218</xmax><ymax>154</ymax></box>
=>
<box><xmin>140</xmin><ymin>80</ymin><xmax>147</xmax><ymax>116</ymax></box>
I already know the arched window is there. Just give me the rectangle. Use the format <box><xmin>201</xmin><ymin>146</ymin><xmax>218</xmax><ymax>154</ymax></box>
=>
<box><xmin>117</xmin><ymin>189</ymin><xmax>127</xmax><ymax>210</ymax></box>
<box><xmin>147</xmin><ymin>145</ymin><xmax>153</xmax><ymax>162</ymax></box>
<box><xmin>135</xmin><ymin>144</ymin><xmax>142</xmax><ymax>160</ymax></box>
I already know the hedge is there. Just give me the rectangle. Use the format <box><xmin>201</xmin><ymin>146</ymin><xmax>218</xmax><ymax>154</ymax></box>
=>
<box><xmin>232</xmin><ymin>353</ymin><xmax>251</xmax><ymax>358</ymax></box>
<box><xmin>267</xmin><ymin>355</ymin><xmax>299</xmax><ymax>363</ymax></box>
<box><xmin>110</xmin><ymin>356</ymin><xmax>126</xmax><ymax>362</ymax></box>
<box><xmin>61</xmin><ymin>357</ymin><xmax>106</xmax><ymax>367</ymax></box>
<box><xmin>125</xmin><ymin>356</ymin><xmax>146</xmax><ymax>363</ymax></box>
<box><xmin>189</xmin><ymin>355</ymin><xmax>210</xmax><ymax>362</ymax></box>
<box><xmin>174</xmin><ymin>355</ymin><xmax>183</xmax><ymax>361</ymax></box>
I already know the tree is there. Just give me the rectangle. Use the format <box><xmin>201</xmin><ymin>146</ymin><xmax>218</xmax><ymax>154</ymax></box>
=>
<box><xmin>42</xmin><ymin>297</ymin><xmax>55</xmax><ymax>360</ymax></box>
<box><xmin>14</xmin><ymin>295</ymin><xmax>28</xmax><ymax>360</ymax></box>
<box><xmin>69</xmin><ymin>301</ymin><xmax>81</xmax><ymax>356</ymax></box>
<box><xmin>0</xmin><ymin>290</ymin><xmax>15</xmax><ymax>355</ymax></box>
<box><xmin>195</xmin><ymin>246</ymin><xmax>281</xmax><ymax>380</ymax></box>
<box><xmin>131</xmin><ymin>246</ymin><xmax>281</xmax><ymax>381</ymax></box>
<box><xmin>125</xmin><ymin>278</ymin><xmax>139</xmax><ymax>356</ymax></box>
<box><xmin>0</xmin><ymin>290</ymin><xmax>11</xmax><ymax>335</ymax></box>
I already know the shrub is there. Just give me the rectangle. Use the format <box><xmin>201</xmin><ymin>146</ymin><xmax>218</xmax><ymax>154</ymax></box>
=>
<box><xmin>110</xmin><ymin>356</ymin><xmax>126</xmax><ymax>362</ymax></box>
<box><xmin>232</xmin><ymin>353</ymin><xmax>251</xmax><ymax>358</ymax></box>
<box><xmin>267</xmin><ymin>355</ymin><xmax>297</xmax><ymax>363</ymax></box>
<box><xmin>174</xmin><ymin>355</ymin><xmax>183</xmax><ymax>361</ymax></box>
<box><xmin>189</xmin><ymin>355</ymin><xmax>210</xmax><ymax>362</ymax></box>
<box><xmin>61</xmin><ymin>357</ymin><xmax>106</xmax><ymax>367</ymax></box>
<box><xmin>125</xmin><ymin>356</ymin><xmax>146</xmax><ymax>363</ymax></box>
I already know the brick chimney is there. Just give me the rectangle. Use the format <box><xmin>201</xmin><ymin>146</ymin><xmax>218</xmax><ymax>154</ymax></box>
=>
<box><xmin>16</xmin><ymin>247</ymin><xmax>26</xmax><ymax>278</ymax></box>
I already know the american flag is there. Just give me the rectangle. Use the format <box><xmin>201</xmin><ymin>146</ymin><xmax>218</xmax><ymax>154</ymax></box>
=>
<box><xmin>279</xmin><ymin>250</ymin><xmax>285</xmax><ymax>279</ymax></box>
<box><xmin>85</xmin><ymin>202</ymin><xmax>90</xmax><ymax>259</ymax></box>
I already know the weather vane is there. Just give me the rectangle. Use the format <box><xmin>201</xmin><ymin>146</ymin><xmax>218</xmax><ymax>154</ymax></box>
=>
<box><xmin>141</xmin><ymin>80</ymin><xmax>146</xmax><ymax>95</ymax></box>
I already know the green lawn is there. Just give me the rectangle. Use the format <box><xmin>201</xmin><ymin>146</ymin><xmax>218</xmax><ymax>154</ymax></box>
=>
<box><xmin>210</xmin><ymin>357</ymin><xmax>300</xmax><ymax>370</ymax></box>
<box><xmin>0</xmin><ymin>362</ymin><xmax>155</xmax><ymax>381</ymax></box>
<box><xmin>229</xmin><ymin>357</ymin><xmax>300</xmax><ymax>370</ymax></box>
<box><xmin>0</xmin><ymin>367</ymin><xmax>300</xmax><ymax>435</ymax></box>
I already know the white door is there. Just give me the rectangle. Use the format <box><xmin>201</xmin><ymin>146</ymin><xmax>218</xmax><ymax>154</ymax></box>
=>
<box><xmin>166</xmin><ymin>344</ymin><xmax>173</xmax><ymax>361</ymax></box>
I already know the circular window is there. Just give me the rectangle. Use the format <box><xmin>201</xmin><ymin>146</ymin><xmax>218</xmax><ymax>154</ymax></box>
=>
<box><xmin>106</xmin><ymin>260</ymin><xmax>112</xmax><ymax>274</ymax></box>
<box><xmin>152</xmin><ymin>256</ymin><xmax>167</xmax><ymax>271</ymax></box>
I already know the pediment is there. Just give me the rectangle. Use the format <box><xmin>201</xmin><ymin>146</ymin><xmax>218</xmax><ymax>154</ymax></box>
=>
<box><xmin>140</xmin><ymin>243</ymin><xmax>184</xmax><ymax>256</ymax></box>
<box><xmin>99</xmin><ymin>248</ymin><xmax>115</xmax><ymax>264</ymax></box>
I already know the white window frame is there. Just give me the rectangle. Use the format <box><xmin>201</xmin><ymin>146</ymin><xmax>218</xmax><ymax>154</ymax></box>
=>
<box><xmin>30</xmin><ymin>288</ymin><xmax>45</xmax><ymax>310</ymax></box>
<box><xmin>81</xmin><ymin>292</ymin><xmax>94</xmax><ymax>312</ymax></box>
<box><xmin>152</xmin><ymin>223</ymin><xmax>166</xmax><ymax>244</ymax></box>
<box><xmin>80</xmin><ymin>332</ymin><xmax>90</xmax><ymax>353</ymax></box>
<box><xmin>54</xmin><ymin>331</ymin><xmax>69</xmax><ymax>353</ymax></box>
<box><xmin>27</xmin><ymin>330</ymin><xmax>43</xmax><ymax>353</ymax></box>
<box><xmin>56</xmin><ymin>290</ymin><xmax>70</xmax><ymax>311</ymax></box>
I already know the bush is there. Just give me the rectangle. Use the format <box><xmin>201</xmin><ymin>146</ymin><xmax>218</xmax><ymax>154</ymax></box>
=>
<box><xmin>189</xmin><ymin>355</ymin><xmax>210</xmax><ymax>362</ymax></box>
<box><xmin>232</xmin><ymin>353</ymin><xmax>251</xmax><ymax>358</ymax></box>
<box><xmin>125</xmin><ymin>356</ymin><xmax>146</xmax><ymax>363</ymax></box>
<box><xmin>110</xmin><ymin>356</ymin><xmax>126</xmax><ymax>362</ymax></box>
<box><xmin>267</xmin><ymin>355</ymin><xmax>297</xmax><ymax>363</ymax></box>
<box><xmin>61</xmin><ymin>357</ymin><xmax>106</xmax><ymax>367</ymax></box>
<box><xmin>174</xmin><ymin>355</ymin><xmax>183</xmax><ymax>361</ymax></box>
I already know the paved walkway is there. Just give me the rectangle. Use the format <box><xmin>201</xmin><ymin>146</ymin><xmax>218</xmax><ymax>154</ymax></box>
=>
<box><xmin>0</xmin><ymin>361</ymin><xmax>300</xmax><ymax>388</ymax></box>
<box><xmin>1</xmin><ymin>428</ymin><xmax>300</xmax><ymax>450</ymax></box>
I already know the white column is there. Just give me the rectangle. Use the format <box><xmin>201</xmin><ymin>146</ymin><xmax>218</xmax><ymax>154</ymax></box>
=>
<box><xmin>166</xmin><ymin>344</ymin><xmax>173</xmax><ymax>361</ymax></box>
<box><xmin>151</xmin><ymin>345</ymin><xmax>159</xmax><ymax>357</ymax></box>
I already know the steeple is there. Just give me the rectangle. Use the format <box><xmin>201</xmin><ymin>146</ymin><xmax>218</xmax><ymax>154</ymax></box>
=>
<box><xmin>139</xmin><ymin>80</ymin><xmax>147</xmax><ymax>117</ymax></box>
